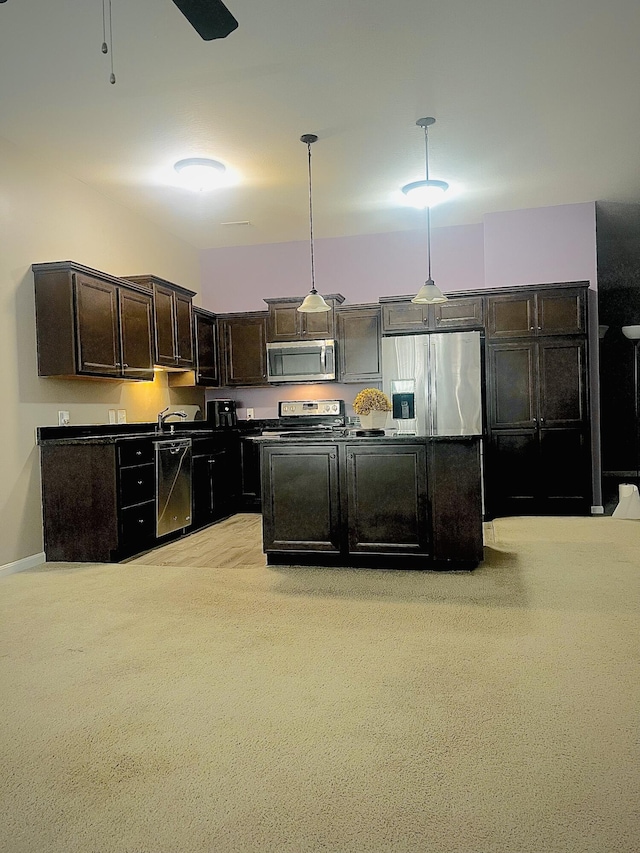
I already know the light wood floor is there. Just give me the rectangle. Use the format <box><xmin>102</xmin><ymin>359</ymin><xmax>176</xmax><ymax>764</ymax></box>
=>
<box><xmin>125</xmin><ymin>513</ymin><xmax>265</xmax><ymax>568</ymax></box>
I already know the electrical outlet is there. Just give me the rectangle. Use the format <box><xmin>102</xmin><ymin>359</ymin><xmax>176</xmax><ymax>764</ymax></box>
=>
<box><xmin>108</xmin><ymin>409</ymin><xmax>117</xmax><ymax>424</ymax></box>
<box><xmin>58</xmin><ymin>411</ymin><xmax>70</xmax><ymax>426</ymax></box>
<box><xmin>117</xmin><ymin>409</ymin><xmax>127</xmax><ymax>424</ymax></box>
<box><xmin>246</xmin><ymin>408</ymin><xmax>254</xmax><ymax>420</ymax></box>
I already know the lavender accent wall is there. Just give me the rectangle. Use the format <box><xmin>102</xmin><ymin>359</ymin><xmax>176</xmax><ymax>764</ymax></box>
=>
<box><xmin>483</xmin><ymin>202</ymin><xmax>597</xmax><ymax>288</ymax></box>
<box><xmin>199</xmin><ymin>224</ymin><xmax>485</xmax><ymax>312</ymax></box>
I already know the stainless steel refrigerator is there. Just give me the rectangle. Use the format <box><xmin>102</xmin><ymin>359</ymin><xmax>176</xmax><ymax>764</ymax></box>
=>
<box><xmin>381</xmin><ymin>330</ymin><xmax>483</xmax><ymax>436</ymax></box>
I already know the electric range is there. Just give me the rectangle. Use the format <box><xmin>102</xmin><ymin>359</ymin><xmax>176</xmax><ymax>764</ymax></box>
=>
<box><xmin>260</xmin><ymin>400</ymin><xmax>386</xmax><ymax>439</ymax></box>
<box><xmin>261</xmin><ymin>400</ymin><xmax>346</xmax><ymax>438</ymax></box>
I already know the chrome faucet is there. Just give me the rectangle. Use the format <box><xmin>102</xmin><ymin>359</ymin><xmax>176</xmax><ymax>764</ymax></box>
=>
<box><xmin>157</xmin><ymin>407</ymin><xmax>188</xmax><ymax>434</ymax></box>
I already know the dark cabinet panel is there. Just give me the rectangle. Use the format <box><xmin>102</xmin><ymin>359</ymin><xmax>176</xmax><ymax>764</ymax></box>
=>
<box><xmin>381</xmin><ymin>301</ymin><xmax>428</xmax><ymax>333</ymax></box>
<box><xmin>240</xmin><ymin>433</ymin><xmax>262</xmax><ymax>510</ymax></box>
<box><xmin>487</xmin><ymin>428</ymin><xmax>590</xmax><ymax>517</ymax></box>
<box><xmin>381</xmin><ymin>296</ymin><xmax>483</xmax><ymax>334</ymax></box>
<box><xmin>486</xmin><ymin>293</ymin><xmax>535</xmax><ymax>338</ymax></box>
<box><xmin>220</xmin><ymin>313</ymin><xmax>268</xmax><ymax>386</ymax></box>
<box><xmin>261</xmin><ymin>445</ymin><xmax>340</xmax><ymax>552</ymax></box>
<box><xmin>265</xmin><ymin>296</ymin><xmax>344</xmax><ymax>342</ymax></box>
<box><xmin>487</xmin><ymin>342</ymin><xmax>537</xmax><ymax>427</ymax></box>
<box><xmin>192</xmin><ymin>436</ymin><xmax>240</xmax><ymax>529</ymax></box>
<box><xmin>536</xmin><ymin>289</ymin><xmax>586</xmax><ymax>335</ymax></box>
<box><xmin>486</xmin><ymin>285</ymin><xmax>587</xmax><ymax>339</ymax></box>
<box><xmin>538</xmin><ymin>339</ymin><xmax>587</xmax><ymax>426</ymax></box>
<box><xmin>175</xmin><ymin>293</ymin><xmax>194</xmax><ymax>367</ymax></box>
<box><xmin>337</xmin><ymin>305</ymin><xmax>382</xmax><ymax>383</ymax></box>
<box><xmin>193</xmin><ymin>308</ymin><xmax>219</xmax><ymax>386</ymax></box>
<box><xmin>33</xmin><ymin>262</ymin><xmax>154</xmax><ymax>381</ymax></box>
<box><xmin>154</xmin><ymin>285</ymin><xmax>177</xmax><ymax>365</ymax></box>
<box><xmin>539</xmin><ymin>428</ymin><xmax>591</xmax><ymax>509</ymax></box>
<box><xmin>431</xmin><ymin>296</ymin><xmax>484</xmax><ymax>330</ymax></box>
<box><xmin>345</xmin><ymin>444</ymin><xmax>428</xmax><ymax>554</ymax></box>
<box><xmin>487</xmin><ymin>430</ymin><xmax>539</xmax><ymax>515</ymax></box>
<box><xmin>119</xmin><ymin>288</ymin><xmax>154</xmax><ymax>381</ymax></box>
<box><xmin>486</xmin><ymin>332</ymin><xmax>591</xmax><ymax>516</ymax></box>
<box><xmin>75</xmin><ymin>275</ymin><xmax>121</xmax><ymax>375</ymax></box>
<box><xmin>124</xmin><ymin>274</ymin><xmax>196</xmax><ymax>369</ymax></box>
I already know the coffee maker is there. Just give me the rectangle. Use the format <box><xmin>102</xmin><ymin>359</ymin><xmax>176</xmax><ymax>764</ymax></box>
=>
<box><xmin>207</xmin><ymin>399</ymin><xmax>237</xmax><ymax>428</ymax></box>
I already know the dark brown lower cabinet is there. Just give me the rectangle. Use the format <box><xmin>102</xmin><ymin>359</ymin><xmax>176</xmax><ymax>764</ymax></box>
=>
<box><xmin>191</xmin><ymin>433</ymin><xmax>240</xmax><ymax>528</ymax></box>
<box><xmin>261</xmin><ymin>445</ymin><xmax>341</xmax><ymax>553</ymax></box>
<box><xmin>260</xmin><ymin>437</ymin><xmax>483</xmax><ymax>569</ymax></box>
<box><xmin>40</xmin><ymin>438</ymin><xmax>157</xmax><ymax>562</ymax></box>
<box><xmin>487</xmin><ymin>427</ymin><xmax>591</xmax><ymax>517</ymax></box>
<box><xmin>346</xmin><ymin>444</ymin><xmax>428</xmax><ymax>554</ymax></box>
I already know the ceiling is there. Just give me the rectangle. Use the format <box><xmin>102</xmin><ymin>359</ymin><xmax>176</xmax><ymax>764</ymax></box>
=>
<box><xmin>1</xmin><ymin>0</ymin><xmax>639</xmax><ymax>250</ymax></box>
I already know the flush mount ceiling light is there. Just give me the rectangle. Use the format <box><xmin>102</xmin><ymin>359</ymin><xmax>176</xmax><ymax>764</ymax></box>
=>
<box><xmin>297</xmin><ymin>134</ymin><xmax>331</xmax><ymax>314</ymax></box>
<box><xmin>406</xmin><ymin>118</ymin><xmax>448</xmax><ymax>304</ymax></box>
<box><xmin>174</xmin><ymin>157</ymin><xmax>227</xmax><ymax>192</ymax></box>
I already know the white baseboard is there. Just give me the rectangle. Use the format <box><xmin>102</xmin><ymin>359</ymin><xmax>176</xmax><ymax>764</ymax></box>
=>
<box><xmin>591</xmin><ymin>505</ymin><xmax>605</xmax><ymax>515</ymax></box>
<box><xmin>0</xmin><ymin>552</ymin><xmax>46</xmax><ymax>578</ymax></box>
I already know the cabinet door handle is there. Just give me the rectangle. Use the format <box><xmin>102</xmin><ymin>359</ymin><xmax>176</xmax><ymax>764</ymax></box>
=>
<box><xmin>136</xmin><ymin>450</ymin><xmax>142</xmax><ymax>456</ymax></box>
<box><xmin>122</xmin><ymin>363</ymin><xmax>129</xmax><ymax>369</ymax></box>
<box><xmin>137</xmin><ymin>479</ymin><xmax>143</xmax><ymax>485</ymax></box>
<box><xmin>532</xmin><ymin>417</ymin><xmax>537</xmax><ymax>425</ymax></box>
<box><xmin>137</xmin><ymin>518</ymin><xmax>144</xmax><ymax>524</ymax></box>
<box><xmin>540</xmin><ymin>417</ymin><xmax>545</xmax><ymax>424</ymax></box>
<box><xmin>529</xmin><ymin>326</ymin><xmax>535</xmax><ymax>331</ymax></box>
<box><xmin>330</xmin><ymin>453</ymin><xmax>336</xmax><ymax>459</ymax></box>
<box><xmin>538</xmin><ymin>326</ymin><xmax>542</xmax><ymax>331</ymax></box>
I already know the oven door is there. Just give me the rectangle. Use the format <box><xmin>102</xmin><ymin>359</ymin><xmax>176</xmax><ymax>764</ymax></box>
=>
<box><xmin>266</xmin><ymin>339</ymin><xmax>335</xmax><ymax>382</ymax></box>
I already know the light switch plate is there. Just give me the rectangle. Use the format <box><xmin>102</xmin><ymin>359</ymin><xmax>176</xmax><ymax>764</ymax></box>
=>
<box><xmin>117</xmin><ymin>409</ymin><xmax>127</xmax><ymax>424</ymax></box>
<box><xmin>108</xmin><ymin>410</ymin><xmax>117</xmax><ymax>424</ymax></box>
<box><xmin>58</xmin><ymin>411</ymin><xmax>70</xmax><ymax>426</ymax></box>
<box><xmin>246</xmin><ymin>408</ymin><xmax>254</xmax><ymax>420</ymax></box>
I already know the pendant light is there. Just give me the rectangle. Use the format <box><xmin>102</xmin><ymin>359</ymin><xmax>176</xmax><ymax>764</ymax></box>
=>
<box><xmin>298</xmin><ymin>133</ymin><xmax>331</xmax><ymax>313</ymax></box>
<box><xmin>402</xmin><ymin>117</ymin><xmax>448</xmax><ymax>304</ymax></box>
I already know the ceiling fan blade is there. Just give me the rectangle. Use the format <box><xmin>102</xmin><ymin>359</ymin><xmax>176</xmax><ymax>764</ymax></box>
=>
<box><xmin>171</xmin><ymin>0</ymin><xmax>238</xmax><ymax>40</ymax></box>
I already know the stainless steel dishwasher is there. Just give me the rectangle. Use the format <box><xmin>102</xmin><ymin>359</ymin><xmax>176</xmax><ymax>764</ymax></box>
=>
<box><xmin>154</xmin><ymin>438</ymin><xmax>192</xmax><ymax>537</ymax></box>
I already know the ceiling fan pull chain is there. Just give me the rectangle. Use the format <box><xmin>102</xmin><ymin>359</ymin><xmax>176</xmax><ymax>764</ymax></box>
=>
<box><xmin>101</xmin><ymin>0</ymin><xmax>116</xmax><ymax>83</ymax></box>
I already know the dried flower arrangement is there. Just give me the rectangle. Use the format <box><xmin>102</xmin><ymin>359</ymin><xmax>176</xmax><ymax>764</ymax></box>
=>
<box><xmin>352</xmin><ymin>388</ymin><xmax>392</xmax><ymax>416</ymax></box>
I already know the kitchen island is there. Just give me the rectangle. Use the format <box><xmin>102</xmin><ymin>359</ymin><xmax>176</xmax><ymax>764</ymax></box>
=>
<box><xmin>257</xmin><ymin>434</ymin><xmax>484</xmax><ymax>570</ymax></box>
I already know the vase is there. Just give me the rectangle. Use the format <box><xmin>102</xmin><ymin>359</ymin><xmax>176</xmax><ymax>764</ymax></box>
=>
<box><xmin>359</xmin><ymin>410</ymin><xmax>388</xmax><ymax>430</ymax></box>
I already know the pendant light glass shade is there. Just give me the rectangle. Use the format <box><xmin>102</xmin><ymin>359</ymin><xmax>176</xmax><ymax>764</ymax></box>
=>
<box><xmin>411</xmin><ymin>279</ymin><xmax>447</xmax><ymax>304</ymax></box>
<box><xmin>298</xmin><ymin>290</ymin><xmax>331</xmax><ymax>312</ymax></box>
<box><xmin>405</xmin><ymin>117</ymin><xmax>448</xmax><ymax>305</ymax></box>
<box><xmin>297</xmin><ymin>133</ymin><xmax>331</xmax><ymax>313</ymax></box>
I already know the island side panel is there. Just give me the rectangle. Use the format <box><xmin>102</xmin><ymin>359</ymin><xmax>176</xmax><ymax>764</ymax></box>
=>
<box><xmin>428</xmin><ymin>438</ymin><xmax>484</xmax><ymax>566</ymax></box>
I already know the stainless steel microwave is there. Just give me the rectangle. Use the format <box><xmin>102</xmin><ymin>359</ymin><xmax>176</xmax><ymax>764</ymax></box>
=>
<box><xmin>266</xmin><ymin>339</ymin><xmax>336</xmax><ymax>383</ymax></box>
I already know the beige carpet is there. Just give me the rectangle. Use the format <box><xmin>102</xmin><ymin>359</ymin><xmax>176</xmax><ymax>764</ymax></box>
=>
<box><xmin>1</xmin><ymin>514</ymin><xmax>639</xmax><ymax>853</ymax></box>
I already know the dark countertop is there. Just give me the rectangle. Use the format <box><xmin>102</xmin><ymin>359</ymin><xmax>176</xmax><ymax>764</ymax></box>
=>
<box><xmin>251</xmin><ymin>433</ymin><xmax>482</xmax><ymax>443</ymax></box>
<box><xmin>36</xmin><ymin>419</ymin><xmax>280</xmax><ymax>446</ymax></box>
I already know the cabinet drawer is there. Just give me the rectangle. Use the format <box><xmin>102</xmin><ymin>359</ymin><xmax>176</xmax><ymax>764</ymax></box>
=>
<box><xmin>120</xmin><ymin>463</ymin><xmax>155</xmax><ymax>507</ymax></box>
<box><xmin>118</xmin><ymin>439</ymin><xmax>154</xmax><ymax>467</ymax></box>
<box><xmin>120</xmin><ymin>500</ymin><xmax>156</xmax><ymax>545</ymax></box>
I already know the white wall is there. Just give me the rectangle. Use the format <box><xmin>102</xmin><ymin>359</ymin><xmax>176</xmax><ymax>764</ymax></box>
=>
<box><xmin>0</xmin><ymin>138</ymin><xmax>203</xmax><ymax>567</ymax></box>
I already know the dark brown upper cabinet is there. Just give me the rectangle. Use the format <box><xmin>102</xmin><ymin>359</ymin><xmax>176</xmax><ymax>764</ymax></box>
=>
<box><xmin>380</xmin><ymin>295</ymin><xmax>483</xmax><ymax>334</ymax></box>
<box><xmin>486</xmin><ymin>284</ymin><xmax>587</xmax><ymax>339</ymax></box>
<box><xmin>265</xmin><ymin>294</ymin><xmax>345</xmax><ymax>342</ymax></box>
<box><xmin>218</xmin><ymin>312</ymin><xmax>269</xmax><ymax>386</ymax></box>
<box><xmin>33</xmin><ymin>261</ymin><xmax>154</xmax><ymax>381</ymax></box>
<box><xmin>336</xmin><ymin>304</ymin><xmax>382</xmax><ymax>383</ymax></box>
<box><xmin>124</xmin><ymin>274</ymin><xmax>195</xmax><ymax>368</ymax></box>
<box><xmin>192</xmin><ymin>307</ymin><xmax>219</xmax><ymax>386</ymax></box>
